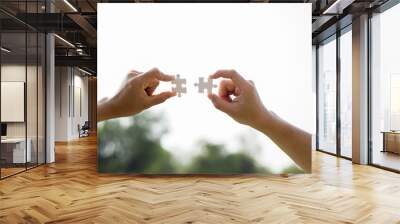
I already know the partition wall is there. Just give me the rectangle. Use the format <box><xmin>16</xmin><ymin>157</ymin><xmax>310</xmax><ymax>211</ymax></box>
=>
<box><xmin>0</xmin><ymin>1</ymin><xmax>47</xmax><ymax>179</ymax></box>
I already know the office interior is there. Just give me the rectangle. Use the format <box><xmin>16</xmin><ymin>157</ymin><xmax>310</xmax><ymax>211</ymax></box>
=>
<box><xmin>314</xmin><ymin>0</ymin><xmax>400</xmax><ymax>172</ymax></box>
<box><xmin>0</xmin><ymin>0</ymin><xmax>97</xmax><ymax>179</ymax></box>
<box><xmin>0</xmin><ymin>0</ymin><xmax>399</xmax><ymax>222</ymax></box>
<box><xmin>0</xmin><ymin>0</ymin><xmax>399</xmax><ymax>177</ymax></box>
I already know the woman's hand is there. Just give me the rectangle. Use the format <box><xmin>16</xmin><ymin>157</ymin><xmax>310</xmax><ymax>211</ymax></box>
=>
<box><xmin>208</xmin><ymin>69</ymin><xmax>311</xmax><ymax>172</ymax></box>
<box><xmin>98</xmin><ymin>68</ymin><xmax>176</xmax><ymax>122</ymax></box>
<box><xmin>208</xmin><ymin>69</ymin><xmax>271</xmax><ymax>129</ymax></box>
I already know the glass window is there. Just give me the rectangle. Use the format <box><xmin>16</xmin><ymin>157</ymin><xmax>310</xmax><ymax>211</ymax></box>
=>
<box><xmin>0</xmin><ymin>1</ymin><xmax>46</xmax><ymax>179</ymax></box>
<box><xmin>318</xmin><ymin>36</ymin><xmax>337</xmax><ymax>154</ymax></box>
<box><xmin>371</xmin><ymin>3</ymin><xmax>400</xmax><ymax>171</ymax></box>
<box><xmin>1</xmin><ymin>31</ymin><xmax>28</xmax><ymax>178</ymax></box>
<box><xmin>339</xmin><ymin>29</ymin><xmax>352</xmax><ymax>158</ymax></box>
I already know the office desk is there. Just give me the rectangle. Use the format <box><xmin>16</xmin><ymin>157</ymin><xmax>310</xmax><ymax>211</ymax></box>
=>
<box><xmin>382</xmin><ymin>131</ymin><xmax>400</xmax><ymax>154</ymax></box>
<box><xmin>1</xmin><ymin>138</ymin><xmax>31</xmax><ymax>163</ymax></box>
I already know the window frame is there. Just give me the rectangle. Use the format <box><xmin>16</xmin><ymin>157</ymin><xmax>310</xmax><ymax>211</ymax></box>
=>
<box><xmin>315</xmin><ymin>24</ymin><xmax>352</xmax><ymax>160</ymax></box>
<box><xmin>367</xmin><ymin>0</ymin><xmax>400</xmax><ymax>173</ymax></box>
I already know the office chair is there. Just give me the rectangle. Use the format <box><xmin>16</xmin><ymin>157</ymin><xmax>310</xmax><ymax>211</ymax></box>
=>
<box><xmin>79</xmin><ymin>121</ymin><xmax>90</xmax><ymax>138</ymax></box>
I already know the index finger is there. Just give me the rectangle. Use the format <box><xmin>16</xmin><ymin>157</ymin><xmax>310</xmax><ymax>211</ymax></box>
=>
<box><xmin>142</xmin><ymin>68</ymin><xmax>175</xmax><ymax>82</ymax></box>
<box><xmin>209</xmin><ymin>69</ymin><xmax>248</xmax><ymax>87</ymax></box>
<box><xmin>125</xmin><ymin>70</ymin><xmax>142</xmax><ymax>81</ymax></box>
<box><xmin>219</xmin><ymin>79</ymin><xmax>236</xmax><ymax>97</ymax></box>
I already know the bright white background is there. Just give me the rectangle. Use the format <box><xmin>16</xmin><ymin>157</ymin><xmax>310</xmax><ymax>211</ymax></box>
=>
<box><xmin>98</xmin><ymin>3</ymin><xmax>313</xmax><ymax>173</ymax></box>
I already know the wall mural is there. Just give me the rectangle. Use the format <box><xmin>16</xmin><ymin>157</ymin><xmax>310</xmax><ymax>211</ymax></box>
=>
<box><xmin>97</xmin><ymin>4</ymin><xmax>313</xmax><ymax>174</ymax></box>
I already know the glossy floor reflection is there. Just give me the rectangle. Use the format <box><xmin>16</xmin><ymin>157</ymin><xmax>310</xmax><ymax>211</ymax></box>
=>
<box><xmin>373</xmin><ymin>150</ymin><xmax>400</xmax><ymax>171</ymax></box>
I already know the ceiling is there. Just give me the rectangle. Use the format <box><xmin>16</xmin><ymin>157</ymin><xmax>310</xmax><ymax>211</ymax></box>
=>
<box><xmin>0</xmin><ymin>0</ymin><xmax>393</xmax><ymax>74</ymax></box>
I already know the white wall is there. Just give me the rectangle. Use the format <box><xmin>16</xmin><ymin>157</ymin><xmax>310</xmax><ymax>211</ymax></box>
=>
<box><xmin>73</xmin><ymin>72</ymin><xmax>89</xmax><ymax>137</ymax></box>
<box><xmin>1</xmin><ymin>82</ymin><xmax>25</xmax><ymax>122</ymax></box>
<box><xmin>1</xmin><ymin>65</ymin><xmax>40</xmax><ymax>138</ymax></box>
<box><xmin>55</xmin><ymin>67</ymin><xmax>89</xmax><ymax>141</ymax></box>
<box><xmin>1</xmin><ymin>63</ymin><xmax>46</xmax><ymax>163</ymax></box>
<box><xmin>55</xmin><ymin>67</ymin><xmax>69</xmax><ymax>141</ymax></box>
<box><xmin>1</xmin><ymin>65</ymin><xmax>26</xmax><ymax>137</ymax></box>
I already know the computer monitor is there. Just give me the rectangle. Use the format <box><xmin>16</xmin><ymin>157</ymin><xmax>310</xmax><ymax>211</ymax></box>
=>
<box><xmin>1</xmin><ymin>123</ymin><xmax>7</xmax><ymax>137</ymax></box>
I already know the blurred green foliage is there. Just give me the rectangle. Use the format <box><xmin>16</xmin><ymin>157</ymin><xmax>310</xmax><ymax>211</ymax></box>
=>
<box><xmin>98</xmin><ymin>112</ymin><xmax>176</xmax><ymax>173</ymax></box>
<box><xmin>98</xmin><ymin>112</ymin><xmax>303</xmax><ymax>174</ymax></box>
<box><xmin>187</xmin><ymin>142</ymin><xmax>270</xmax><ymax>174</ymax></box>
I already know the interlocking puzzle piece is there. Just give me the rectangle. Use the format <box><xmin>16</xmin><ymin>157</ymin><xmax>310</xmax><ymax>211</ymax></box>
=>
<box><xmin>194</xmin><ymin>77</ymin><xmax>217</xmax><ymax>94</ymax></box>
<box><xmin>171</xmin><ymin>74</ymin><xmax>187</xmax><ymax>97</ymax></box>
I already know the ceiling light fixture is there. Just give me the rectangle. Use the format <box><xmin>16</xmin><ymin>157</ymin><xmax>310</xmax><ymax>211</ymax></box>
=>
<box><xmin>63</xmin><ymin>0</ymin><xmax>78</xmax><ymax>12</ymax></box>
<box><xmin>76</xmin><ymin>48</ymin><xmax>84</xmax><ymax>55</ymax></box>
<box><xmin>322</xmin><ymin>0</ymin><xmax>355</xmax><ymax>15</ymax></box>
<box><xmin>1</xmin><ymin>47</ymin><xmax>11</xmax><ymax>53</ymax></box>
<box><xmin>78</xmin><ymin>67</ymin><xmax>92</xmax><ymax>76</ymax></box>
<box><xmin>54</xmin><ymin>34</ymin><xmax>75</xmax><ymax>48</ymax></box>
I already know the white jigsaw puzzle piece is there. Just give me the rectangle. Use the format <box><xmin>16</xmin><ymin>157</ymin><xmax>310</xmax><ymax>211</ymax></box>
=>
<box><xmin>194</xmin><ymin>77</ymin><xmax>217</xmax><ymax>94</ymax></box>
<box><xmin>171</xmin><ymin>74</ymin><xmax>187</xmax><ymax>97</ymax></box>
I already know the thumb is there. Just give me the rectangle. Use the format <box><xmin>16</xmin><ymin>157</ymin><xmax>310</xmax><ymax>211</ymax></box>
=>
<box><xmin>148</xmin><ymin>91</ymin><xmax>176</xmax><ymax>106</ymax></box>
<box><xmin>208</xmin><ymin>93</ymin><xmax>233</xmax><ymax>114</ymax></box>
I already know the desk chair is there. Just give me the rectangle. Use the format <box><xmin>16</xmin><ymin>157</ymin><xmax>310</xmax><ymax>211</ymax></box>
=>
<box><xmin>79</xmin><ymin>121</ymin><xmax>90</xmax><ymax>138</ymax></box>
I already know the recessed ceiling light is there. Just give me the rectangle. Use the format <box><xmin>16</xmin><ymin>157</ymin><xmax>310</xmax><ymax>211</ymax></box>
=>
<box><xmin>1</xmin><ymin>47</ymin><xmax>11</xmax><ymax>53</ymax></box>
<box><xmin>54</xmin><ymin>34</ymin><xmax>75</xmax><ymax>48</ymax></box>
<box><xmin>323</xmin><ymin>0</ymin><xmax>355</xmax><ymax>15</ymax></box>
<box><xmin>78</xmin><ymin>67</ymin><xmax>92</xmax><ymax>76</ymax></box>
<box><xmin>63</xmin><ymin>0</ymin><xmax>78</xmax><ymax>12</ymax></box>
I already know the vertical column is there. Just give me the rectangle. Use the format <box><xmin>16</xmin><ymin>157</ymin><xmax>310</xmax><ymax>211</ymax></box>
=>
<box><xmin>88</xmin><ymin>76</ymin><xmax>97</xmax><ymax>133</ymax></box>
<box><xmin>336</xmin><ymin>30</ymin><xmax>341</xmax><ymax>156</ymax></box>
<box><xmin>312</xmin><ymin>45</ymin><xmax>317</xmax><ymax>151</ymax></box>
<box><xmin>46</xmin><ymin>1</ymin><xmax>55</xmax><ymax>163</ymax></box>
<box><xmin>352</xmin><ymin>14</ymin><xmax>369</xmax><ymax>164</ymax></box>
<box><xmin>315</xmin><ymin>45</ymin><xmax>320</xmax><ymax>151</ymax></box>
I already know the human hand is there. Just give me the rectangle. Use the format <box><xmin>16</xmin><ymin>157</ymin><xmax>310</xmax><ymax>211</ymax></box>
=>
<box><xmin>208</xmin><ymin>69</ymin><xmax>312</xmax><ymax>172</ymax></box>
<box><xmin>208</xmin><ymin>69</ymin><xmax>271</xmax><ymax>129</ymax></box>
<box><xmin>98</xmin><ymin>68</ymin><xmax>176</xmax><ymax>121</ymax></box>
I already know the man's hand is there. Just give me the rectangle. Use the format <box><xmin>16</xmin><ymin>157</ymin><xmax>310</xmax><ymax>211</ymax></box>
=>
<box><xmin>208</xmin><ymin>69</ymin><xmax>271</xmax><ymax>129</ymax></box>
<box><xmin>98</xmin><ymin>68</ymin><xmax>176</xmax><ymax>121</ymax></box>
